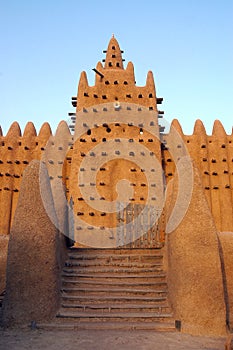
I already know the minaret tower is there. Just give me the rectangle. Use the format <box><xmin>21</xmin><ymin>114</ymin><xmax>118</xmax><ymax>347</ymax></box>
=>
<box><xmin>66</xmin><ymin>36</ymin><xmax>165</xmax><ymax>248</ymax></box>
<box><xmin>69</xmin><ymin>35</ymin><xmax>164</xmax><ymax>130</ymax></box>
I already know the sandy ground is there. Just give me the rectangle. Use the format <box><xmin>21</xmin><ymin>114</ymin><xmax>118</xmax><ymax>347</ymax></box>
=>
<box><xmin>0</xmin><ymin>329</ymin><xmax>226</xmax><ymax>350</ymax></box>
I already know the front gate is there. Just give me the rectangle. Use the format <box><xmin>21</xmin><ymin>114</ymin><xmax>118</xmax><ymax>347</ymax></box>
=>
<box><xmin>116</xmin><ymin>202</ymin><xmax>164</xmax><ymax>248</ymax></box>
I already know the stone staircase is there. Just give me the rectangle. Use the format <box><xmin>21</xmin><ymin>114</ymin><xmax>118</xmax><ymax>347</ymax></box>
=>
<box><xmin>40</xmin><ymin>248</ymin><xmax>176</xmax><ymax>331</ymax></box>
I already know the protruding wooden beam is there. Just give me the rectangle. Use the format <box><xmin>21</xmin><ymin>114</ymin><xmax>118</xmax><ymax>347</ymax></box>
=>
<box><xmin>156</xmin><ymin>97</ymin><xmax>163</xmax><ymax>104</ymax></box>
<box><xmin>92</xmin><ymin>68</ymin><xmax>104</xmax><ymax>79</ymax></box>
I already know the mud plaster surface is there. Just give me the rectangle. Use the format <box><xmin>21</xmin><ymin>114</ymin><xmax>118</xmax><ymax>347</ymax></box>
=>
<box><xmin>0</xmin><ymin>329</ymin><xmax>225</xmax><ymax>350</ymax></box>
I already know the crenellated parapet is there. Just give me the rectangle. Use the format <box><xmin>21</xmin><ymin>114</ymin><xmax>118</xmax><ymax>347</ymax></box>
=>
<box><xmin>0</xmin><ymin>122</ymin><xmax>52</xmax><ymax>235</ymax></box>
<box><xmin>162</xmin><ymin>119</ymin><xmax>233</xmax><ymax>233</ymax></box>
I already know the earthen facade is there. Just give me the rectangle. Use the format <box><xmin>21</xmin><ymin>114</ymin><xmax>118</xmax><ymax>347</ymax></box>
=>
<box><xmin>0</xmin><ymin>36</ymin><xmax>233</xmax><ymax>336</ymax></box>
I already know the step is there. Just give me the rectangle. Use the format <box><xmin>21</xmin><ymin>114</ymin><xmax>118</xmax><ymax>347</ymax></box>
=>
<box><xmin>61</xmin><ymin>287</ymin><xmax>167</xmax><ymax>297</ymax></box>
<box><xmin>65</xmin><ymin>261</ymin><xmax>163</xmax><ymax>268</ymax></box>
<box><xmin>61</xmin><ymin>272</ymin><xmax>166</xmax><ymax>282</ymax></box>
<box><xmin>61</xmin><ymin>280</ymin><xmax>167</xmax><ymax>289</ymax></box>
<box><xmin>68</xmin><ymin>248</ymin><xmax>163</xmax><ymax>256</ymax></box>
<box><xmin>60</xmin><ymin>303</ymin><xmax>171</xmax><ymax>314</ymax></box>
<box><xmin>61</xmin><ymin>295</ymin><xmax>167</xmax><ymax>304</ymax></box>
<box><xmin>37</xmin><ymin>321</ymin><xmax>176</xmax><ymax>332</ymax></box>
<box><xmin>50</xmin><ymin>247</ymin><xmax>174</xmax><ymax>332</ymax></box>
<box><xmin>68</xmin><ymin>254</ymin><xmax>163</xmax><ymax>263</ymax></box>
<box><xmin>56</xmin><ymin>311</ymin><xmax>173</xmax><ymax>323</ymax></box>
<box><xmin>62</xmin><ymin>267</ymin><xmax>164</xmax><ymax>275</ymax></box>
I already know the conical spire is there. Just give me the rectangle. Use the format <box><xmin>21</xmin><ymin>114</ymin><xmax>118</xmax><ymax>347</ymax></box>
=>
<box><xmin>212</xmin><ymin>119</ymin><xmax>226</xmax><ymax>137</ymax></box>
<box><xmin>146</xmin><ymin>71</ymin><xmax>155</xmax><ymax>90</ymax></box>
<box><xmin>78</xmin><ymin>71</ymin><xmax>89</xmax><ymax>91</ymax></box>
<box><xmin>55</xmin><ymin>120</ymin><xmax>71</xmax><ymax>138</ymax></box>
<box><xmin>104</xmin><ymin>35</ymin><xmax>124</xmax><ymax>69</ymax></box>
<box><xmin>193</xmin><ymin>119</ymin><xmax>206</xmax><ymax>136</ymax></box>
<box><xmin>23</xmin><ymin>122</ymin><xmax>37</xmax><ymax>137</ymax></box>
<box><xmin>170</xmin><ymin>119</ymin><xmax>183</xmax><ymax>135</ymax></box>
<box><xmin>38</xmin><ymin>122</ymin><xmax>52</xmax><ymax>139</ymax></box>
<box><xmin>6</xmin><ymin>122</ymin><xmax>21</xmax><ymax>138</ymax></box>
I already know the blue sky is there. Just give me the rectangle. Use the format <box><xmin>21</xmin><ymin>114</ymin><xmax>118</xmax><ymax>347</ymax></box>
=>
<box><xmin>0</xmin><ymin>0</ymin><xmax>232</xmax><ymax>135</ymax></box>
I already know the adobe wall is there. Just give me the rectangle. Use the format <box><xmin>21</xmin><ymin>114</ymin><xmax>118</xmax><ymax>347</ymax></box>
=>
<box><xmin>218</xmin><ymin>232</ymin><xmax>233</xmax><ymax>331</ymax></box>
<box><xmin>163</xmin><ymin>119</ymin><xmax>233</xmax><ymax>233</ymax></box>
<box><xmin>68</xmin><ymin>103</ymin><xmax>162</xmax><ymax>247</ymax></box>
<box><xmin>0</xmin><ymin>123</ymin><xmax>57</xmax><ymax>321</ymax></box>
<box><xmin>165</xmin><ymin>161</ymin><xmax>226</xmax><ymax>336</ymax></box>
<box><xmin>2</xmin><ymin>160</ymin><xmax>61</xmax><ymax>326</ymax></box>
<box><xmin>0</xmin><ymin>122</ymin><xmax>52</xmax><ymax>236</ymax></box>
<box><xmin>0</xmin><ymin>235</ymin><xmax>9</xmax><ymax>295</ymax></box>
<box><xmin>1</xmin><ymin>36</ymin><xmax>232</xmax><ymax>239</ymax></box>
<box><xmin>41</xmin><ymin>120</ymin><xmax>74</xmax><ymax>259</ymax></box>
<box><xmin>2</xmin><ymin>36</ymin><xmax>232</xmax><ymax>244</ymax></box>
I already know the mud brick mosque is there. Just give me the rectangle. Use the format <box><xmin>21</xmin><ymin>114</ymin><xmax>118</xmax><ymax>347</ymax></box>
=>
<box><xmin>0</xmin><ymin>36</ymin><xmax>233</xmax><ymax>336</ymax></box>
